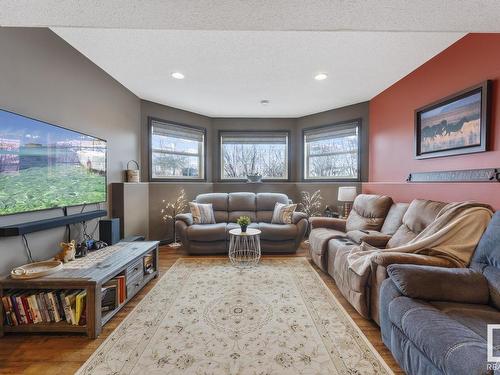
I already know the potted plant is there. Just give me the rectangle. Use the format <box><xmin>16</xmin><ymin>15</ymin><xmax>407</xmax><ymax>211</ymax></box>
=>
<box><xmin>236</xmin><ymin>216</ymin><xmax>251</xmax><ymax>233</ymax></box>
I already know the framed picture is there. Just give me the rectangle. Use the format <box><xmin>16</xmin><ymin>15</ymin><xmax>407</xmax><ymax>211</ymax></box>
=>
<box><xmin>415</xmin><ymin>80</ymin><xmax>492</xmax><ymax>159</ymax></box>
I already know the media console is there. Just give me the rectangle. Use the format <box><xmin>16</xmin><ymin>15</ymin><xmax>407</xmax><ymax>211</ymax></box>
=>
<box><xmin>0</xmin><ymin>210</ymin><xmax>107</xmax><ymax>237</ymax></box>
<box><xmin>0</xmin><ymin>241</ymin><xmax>159</xmax><ymax>338</ymax></box>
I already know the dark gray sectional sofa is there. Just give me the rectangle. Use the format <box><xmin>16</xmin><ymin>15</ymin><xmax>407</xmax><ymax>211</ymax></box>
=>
<box><xmin>380</xmin><ymin>211</ymin><xmax>500</xmax><ymax>375</ymax></box>
<box><xmin>175</xmin><ymin>192</ymin><xmax>308</xmax><ymax>254</ymax></box>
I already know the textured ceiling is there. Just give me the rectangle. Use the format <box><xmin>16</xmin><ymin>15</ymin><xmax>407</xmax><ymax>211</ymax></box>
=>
<box><xmin>52</xmin><ymin>29</ymin><xmax>463</xmax><ymax>117</ymax></box>
<box><xmin>2</xmin><ymin>1</ymin><xmax>480</xmax><ymax>116</ymax></box>
<box><xmin>2</xmin><ymin>0</ymin><xmax>500</xmax><ymax>32</ymax></box>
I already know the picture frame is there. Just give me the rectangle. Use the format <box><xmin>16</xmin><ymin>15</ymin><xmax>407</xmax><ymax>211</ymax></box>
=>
<box><xmin>414</xmin><ymin>80</ymin><xmax>492</xmax><ymax>159</ymax></box>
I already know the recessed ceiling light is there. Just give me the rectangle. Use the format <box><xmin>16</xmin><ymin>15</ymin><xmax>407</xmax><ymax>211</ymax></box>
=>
<box><xmin>314</xmin><ymin>73</ymin><xmax>328</xmax><ymax>81</ymax></box>
<box><xmin>260</xmin><ymin>100</ymin><xmax>270</xmax><ymax>106</ymax></box>
<box><xmin>171</xmin><ymin>72</ymin><xmax>185</xmax><ymax>79</ymax></box>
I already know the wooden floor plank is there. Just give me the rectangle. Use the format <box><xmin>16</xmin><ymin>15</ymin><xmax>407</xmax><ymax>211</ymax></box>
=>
<box><xmin>0</xmin><ymin>243</ymin><xmax>403</xmax><ymax>374</ymax></box>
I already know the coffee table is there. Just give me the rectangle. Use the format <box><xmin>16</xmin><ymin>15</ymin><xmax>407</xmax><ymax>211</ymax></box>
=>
<box><xmin>228</xmin><ymin>228</ymin><xmax>261</xmax><ymax>268</ymax></box>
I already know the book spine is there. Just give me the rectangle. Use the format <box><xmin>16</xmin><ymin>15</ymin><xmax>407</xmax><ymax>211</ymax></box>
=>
<box><xmin>48</xmin><ymin>292</ymin><xmax>61</xmax><ymax>322</ymax></box>
<box><xmin>8</xmin><ymin>297</ymin><xmax>18</xmax><ymax>326</ymax></box>
<box><xmin>29</xmin><ymin>295</ymin><xmax>42</xmax><ymax>324</ymax></box>
<box><xmin>15</xmin><ymin>296</ymin><xmax>27</xmax><ymax>324</ymax></box>
<box><xmin>60</xmin><ymin>293</ymin><xmax>72</xmax><ymax>324</ymax></box>
<box><xmin>43</xmin><ymin>293</ymin><xmax>54</xmax><ymax>322</ymax></box>
<box><xmin>2</xmin><ymin>297</ymin><xmax>11</xmax><ymax>326</ymax></box>
<box><xmin>20</xmin><ymin>296</ymin><xmax>33</xmax><ymax>324</ymax></box>
<box><xmin>10</xmin><ymin>295</ymin><xmax>21</xmax><ymax>325</ymax></box>
<box><xmin>36</xmin><ymin>294</ymin><xmax>48</xmax><ymax>323</ymax></box>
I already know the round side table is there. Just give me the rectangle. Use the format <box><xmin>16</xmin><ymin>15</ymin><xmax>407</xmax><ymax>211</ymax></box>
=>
<box><xmin>228</xmin><ymin>228</ymin><xmax>261</xmax><ymax>268</ymax></box>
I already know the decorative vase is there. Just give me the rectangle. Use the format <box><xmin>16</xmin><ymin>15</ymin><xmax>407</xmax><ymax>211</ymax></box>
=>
<box><xmin>240</xmin><ymin>225</ymin><xmax>248</xmax><ymax>233</ymax></box>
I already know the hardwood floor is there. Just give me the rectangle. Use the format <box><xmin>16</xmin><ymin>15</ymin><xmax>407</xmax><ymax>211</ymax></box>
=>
<box><xmin>0</xmin><ymin>244</ymin><xmax>403</xmax><ymax>374</ymax></box>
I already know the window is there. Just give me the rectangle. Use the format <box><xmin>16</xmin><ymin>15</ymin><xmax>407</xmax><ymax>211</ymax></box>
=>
<box><xmin>220</xmin><ymin>131</ymin><xmax>289</xmax><ymax>180</ymax></box>
<box><xmin>150</xmin><ymin>118</ymin><xmax>205</xmax><ymax>180</ymax></box>
<box><xmin>303</xmin><ymin>120</ymin><xmax>360</xmax><ymax>180</ymax></box>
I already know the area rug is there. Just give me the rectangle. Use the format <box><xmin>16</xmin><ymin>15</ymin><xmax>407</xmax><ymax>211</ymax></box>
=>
<box><xmin>77</xmin><ymin>258</ymin><xmax>393</xmax><ymax>375</ymax></box>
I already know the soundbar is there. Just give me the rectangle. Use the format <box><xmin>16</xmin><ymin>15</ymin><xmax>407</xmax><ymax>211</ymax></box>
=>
<box><xmin>0</xmin><ymin>210</ymin><xmax>107</xmax><ymax>237</ymax></box>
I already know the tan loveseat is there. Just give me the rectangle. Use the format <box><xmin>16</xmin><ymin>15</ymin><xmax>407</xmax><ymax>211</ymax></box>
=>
<box><xmin>176</xmin><ymin>192</ymin><xmax>308</xmax><ymax>254</ymax></box>
<box><xmin>309</xmin><ymin>195</ymin><xmax>457</xmax><ymax>324</ymax></box>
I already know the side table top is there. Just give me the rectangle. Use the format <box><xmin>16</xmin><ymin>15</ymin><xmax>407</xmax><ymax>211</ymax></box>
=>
<box><xmin>229</xmin><ymin>228</ymin><xmax>261</xmax><ymax>236</ymax></box>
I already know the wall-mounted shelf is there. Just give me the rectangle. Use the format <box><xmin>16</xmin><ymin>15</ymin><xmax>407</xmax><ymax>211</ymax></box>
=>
<box><xmin>0</xmin><ymin>210</ymin><xmax>107</xmax><ymax>237</ymax></box>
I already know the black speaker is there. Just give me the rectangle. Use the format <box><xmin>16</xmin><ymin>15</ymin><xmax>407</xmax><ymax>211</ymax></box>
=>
<box><xmin>99</xmin><ymin>218</ymin><xmax>120</xmax><ymax>245</ymax></box>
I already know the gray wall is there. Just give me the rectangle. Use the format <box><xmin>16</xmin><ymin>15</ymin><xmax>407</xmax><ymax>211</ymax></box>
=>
<box><xmin>0</xmin><ymin>28</ymin><xmax>141</xmax><ymax>275</ymax></box>
<box><xmin>142</xmin><ymin>103</ymin><xmax>369</xmax><ymax>242</ymax></box>
<box><xmin>0</xmin><ymin>28</ymin><xmax>370</xmax><ymax>265</ymax></box>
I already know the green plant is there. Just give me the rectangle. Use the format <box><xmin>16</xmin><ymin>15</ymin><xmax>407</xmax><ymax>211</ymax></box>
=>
<box><xmin>236</xmin><ymin>216</ymin><xmax>251</xmax><ymax>226</ymax></box>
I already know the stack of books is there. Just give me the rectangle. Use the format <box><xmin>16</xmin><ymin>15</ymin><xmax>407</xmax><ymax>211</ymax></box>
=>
<box><xmin>1</xmin><ymin>289</ymin><xmax>86</xmax><ymax>326</ymax></box>
<box><xmin>143</xmin><ymin>253</ymin><xmax>154</xmax><ymax>275</ymax></box>
<box><xmin>101</xmin><ymin>274</ymin><xmax>126</xmax><ymax>314</ymax></box>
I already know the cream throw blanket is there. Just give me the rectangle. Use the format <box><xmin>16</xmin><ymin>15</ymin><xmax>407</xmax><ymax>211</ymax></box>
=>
<box><xmin>347</xmin><ymin>201</ymin><xmax>493</xmax><ymax>276</ymax></box>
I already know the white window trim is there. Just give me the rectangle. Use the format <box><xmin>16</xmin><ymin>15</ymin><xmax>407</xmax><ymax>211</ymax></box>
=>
<box><xmin>303</xmin><ymin>120</ymin><xmax>361</xmax><ymax>181</ymax></box>
<box><xmin>149</xmin><ymin>118</ymin><xmax>206</xmax><ymax>181</ymax></box>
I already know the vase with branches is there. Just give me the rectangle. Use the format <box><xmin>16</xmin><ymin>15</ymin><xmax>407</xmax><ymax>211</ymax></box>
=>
<box><xmin>161</xmin><ymin>189</ymin><xmax>188</xmax><ymax>248</ymax></box>
<box><xmin>298</xmin><ymin>190</ymin><xmax>324</xmax><ymax>242</ymax></box>
<box><xmin>298</xmin><ymin>190</ymin><xmax>323</xmax><ymax>218</ymax></box>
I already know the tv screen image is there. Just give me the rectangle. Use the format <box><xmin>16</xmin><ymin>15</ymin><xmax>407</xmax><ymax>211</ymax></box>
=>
<box><xmin>0</xmin><ymin>109</ymin><xmax>107</xmax><ymax>216</ymax></box>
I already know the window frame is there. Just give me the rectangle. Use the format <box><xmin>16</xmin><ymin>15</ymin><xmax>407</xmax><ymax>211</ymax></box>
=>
<box><xmin>302</xmin><ymin>119</ymin><xmax>362</xmax><ymax>182</ymax></box>
<box><xmin>148</xmin><ymin>116</ymin><xmax>207</xmax><ymax>182</ymax></box>
<box><xmin>218</xmin><ymin>129</ymin><xmax>292</xmax><ymax>182</ymax></box>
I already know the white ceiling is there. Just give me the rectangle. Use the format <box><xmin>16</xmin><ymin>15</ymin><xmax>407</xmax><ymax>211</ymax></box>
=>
<box><xmin>2</xmin><ymin>1</ymin><xmax>500</xmax><ymax>32</ymax></box>
<box><xmin>52</xmin><ymin>29</ymin><xmax>463</xmax><ymax>117</ymax></box>
<box><xmin>3</xmin><ymin>1</ymin><xmax>490</xmax><ymax>117</ymax></box>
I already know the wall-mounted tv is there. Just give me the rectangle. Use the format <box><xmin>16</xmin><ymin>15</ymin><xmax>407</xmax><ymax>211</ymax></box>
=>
<box><xmin>0</xmin><ymin>109</ymin><xmax>107</xmax><ymax>216</ymax></box>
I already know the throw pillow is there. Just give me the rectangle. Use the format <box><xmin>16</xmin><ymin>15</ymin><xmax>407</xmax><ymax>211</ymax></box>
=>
<box><xmin>271</xmin><ymin>202</ymin><xmax>297</xmax><ymax>224</ymax></box>
<box><xmin>189</xmin><ymin>202</ymin><xmax>216</xmax><ymax>224</ymax></box>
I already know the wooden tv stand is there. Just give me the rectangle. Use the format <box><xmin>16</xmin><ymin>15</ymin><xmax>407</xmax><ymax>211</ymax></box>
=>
<box><xmin>0</xmin><ymin>241</ymin><xmax>159</xmax><ymax>338</ymax></box>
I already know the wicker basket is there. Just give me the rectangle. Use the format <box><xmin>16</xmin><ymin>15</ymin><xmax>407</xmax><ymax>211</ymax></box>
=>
<box><xmin>126</xmin><ymin>160</ymin><xmax>140</xmax><ymax>182</ymax></box>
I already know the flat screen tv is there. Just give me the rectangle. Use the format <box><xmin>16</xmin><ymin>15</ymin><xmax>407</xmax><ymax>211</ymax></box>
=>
<box><xmin>0</xmin><ymin>109</ymin><xmax>107</xmax><ymax>216</ymax></box>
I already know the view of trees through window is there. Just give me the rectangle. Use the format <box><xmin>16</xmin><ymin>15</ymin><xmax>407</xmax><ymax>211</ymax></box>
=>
<box><xmin>150</xmin><ymin>120</ymin><xmax>205</xmax><ymax>179</ymax></box>
<box><xmin>221</xmin><ymin>132</ymin><xmax>288</xmax><ymax>179</ymax></box>
<box><xmin>304</xmin><ymin>122</ymin><xmax>359</xmax><ymax>179</ymax></box>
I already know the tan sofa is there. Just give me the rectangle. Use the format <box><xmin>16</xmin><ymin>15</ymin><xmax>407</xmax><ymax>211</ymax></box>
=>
<box><xmin>176</xmin><ymin>192</ymin><xmax>308</xmax><ymax>254</ymax></box>
<box><xmin>309</xmin><ymin>195</ymin><xmax>457</xmax><ymax>324</ymax></box>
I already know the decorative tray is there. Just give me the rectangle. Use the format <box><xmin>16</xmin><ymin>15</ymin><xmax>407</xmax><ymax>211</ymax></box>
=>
<box><xmin>10</xmin><ymin>260</ymin><xmax>63</xmax><ymax>279</ymax></box>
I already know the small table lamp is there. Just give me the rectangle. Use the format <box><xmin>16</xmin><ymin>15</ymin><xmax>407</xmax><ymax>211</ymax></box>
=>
<box><xmin>338</xmin><ymin>187</ymin><xmax>357</xmax><ymax>218</ymax></box>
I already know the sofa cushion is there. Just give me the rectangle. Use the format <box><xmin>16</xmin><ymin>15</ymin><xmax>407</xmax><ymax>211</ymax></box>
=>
<box><xmin>228</xmin><ymin>211</ymin><xmax>257</xmax><ymax>222</ymax></box>
<box><xmin>346</xmin><ymin>230</ymin><xmax>391</xmax><ymax>248</ymax></box>
<box><xmin>256</xmin><ymin>193</ymin><xmax>289</xmax><ymax>210</ymax></box>
<box><xmin>196</xmin><ymin>193</ymin><xmax>228</xmax><ymax>210</ymax></box>
<box><xmin>259</xmin><ymin>223</ymin><xmax>297</xmax><ymax>241</ymax></box>
<box><xmin>380</xmin><ymin>202</ymin><xmax>409</xmax><ymax>235</ymax></box>
<box><xmin>345</xmin><ymin>194</ymin><xmax>393</xmax><ymax>232</ymax></box>
<box><xmin>186</xmin><ymin>223</ymin><xmax>227</xmax><ymax>241</ymax></box>
<box><xmin>472</xmin><ymin>211</ymin><xmax>500</xmax><ymax>267</ymax></box>
<box><xmin>228</xmin><ymin>192</ymin><xmax>256</xmax><ymax>212</ymax></box>
<box><xmin>308</xmin><ymin>228</ymin><xmax>345</xmax><ymax>256</ymax></box>
<box><xmin>387</xmin><ymin>199</ymin><xmax>446</xmax><ymax>248</ymax></box>
<box><xmin>430</xmin><ymin>301</ymin><xmax>500</xmax><ymax>342</ymax></box>
<box><xmin>388</xmin><ymin>296</ymin><xmax>488</xmax><ymax>374</ymax></box>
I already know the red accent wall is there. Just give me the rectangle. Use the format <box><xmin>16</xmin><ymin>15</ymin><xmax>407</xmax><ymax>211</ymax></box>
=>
<box><xmin>363</xmin><ymin>33</ymin><xmax>500</xmax><ymax>209</ymax></box>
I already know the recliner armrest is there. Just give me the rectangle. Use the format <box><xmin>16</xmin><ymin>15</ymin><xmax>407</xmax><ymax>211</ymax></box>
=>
<box><xmin>346</xmin><ymin>230</ymin><xmax>391</xmax><ymax>248</ymax></box>
<box><xmin>309</xmin><ymin>217</ymin><xmax>346</xmax><ymax>231</ymax></box>
<box><xmin>175</xmin><ymin>213</ymin><xmax>193</xmax><ymax>226</ymax></box>
<box><xmin>292</xmin><ymin>211</ymin><xmax>308</xmax><ymax>224</ymax></box>
<box><xmin>372</xmin><ymin>252</ymin><xmax>456</xmax><ymax>268</ymax></box>
<box><xmin>387</xmin><ymin>264</ymin><xmax>489</xmax><ymax>304</ymax></box>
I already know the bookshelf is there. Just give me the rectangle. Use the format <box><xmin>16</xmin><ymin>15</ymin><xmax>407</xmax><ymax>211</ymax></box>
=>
<box><xmin>0</xmin><ymin>241</ymin><xmax>159</xmax><ymax>338</ymax></box>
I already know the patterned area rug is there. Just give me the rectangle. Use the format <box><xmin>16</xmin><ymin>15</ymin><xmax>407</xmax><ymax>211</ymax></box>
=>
<box><xmin>77</xmin><ymin>258</ymin><xmax>393</xmax><ymax>375</ymax></box>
